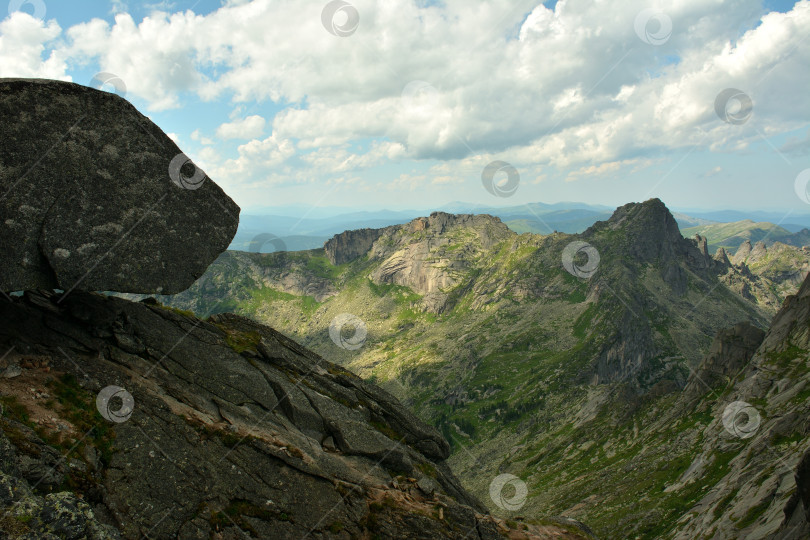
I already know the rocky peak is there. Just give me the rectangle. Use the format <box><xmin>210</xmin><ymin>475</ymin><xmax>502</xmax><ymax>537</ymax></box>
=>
<box><xmin>695</xmin><ymin>234</ymin><xmax>709</xmax><ymax>257</ymax></box>
<box><xmin>733</xmin><ymin>240</ymin><xmax>753</xmax><ymax>265</ymax></box>
<box><xmin>324</xmin><ymin>213</ymin><xmax>512</xmax><ymax>267</ymax></box>
<box><xmin>584</xmin><ymin>199</ymin><xmax>722</xmax><ymax>282</ymax></box>
<box><xmin>714</xmin><ymin>247</ymin><xmax>731</xmax><ymax>266</ymax></box>
<box><xmin>584</xmin><ymin>198</ymin><xmax>692</xmax><ymax>264</ymax></box>
<box><xmin>322</xmin><ymin>213</ymin><xmax>514</xmax><ymax>313</ymax></box>
<box><xmin>750</xmin><ymin>240</ymin><xmax>768</xmax><ymax>260</ymax></box>
<box><xmin>324</xmin><ymin>227</ymin><xmax>389</xmax><ymax>265</ymax></box>
<box><xmin>419</xmin><ymin>212</ymin><xmax>505</xmax><ymax>238</ymax></box>
<box><xmin>365</xmin><ymin>213</ymin><xmax>513</xmax><ymax>313</ymax></box>
<box><xmin>594</xmin><ymin>198</ymin><xmax>679</xmax><ymax>234</ymax></box>
<box><xmin>577</xmin><ymin>199</ymin><xmax>766</xmax><ymax>385</ymax></box>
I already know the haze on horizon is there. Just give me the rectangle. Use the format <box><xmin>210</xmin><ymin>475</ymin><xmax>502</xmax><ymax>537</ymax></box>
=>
<box><xmin>1</xmin><ymin>0</ymin><xmax>808</xmax><ymax>214</ymax></box>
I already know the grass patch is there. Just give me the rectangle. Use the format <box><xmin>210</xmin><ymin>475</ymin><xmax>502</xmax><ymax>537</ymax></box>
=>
<box><xmin>567</xmin><ymin>288</ymin><xmax>587</xmax><ymax>303</ymax></box>
<box><xmin>713</xmin><ymin>490</ymin><xmax>737</xmax><ymax>521</ymax></box>
<box><xmin>48</xmin><ymin>373</ymin><xmax>116</xmax><ymax>466</ymax></box>
<box><xmin>416</xmin><ymin>461</ymin><xmax>438</xmax><ymax>478</ymax></box>
<box><xmin>304</xmin><ymin>253</ymin><xmax>343</xmax><ymax>280</ymax></box>
<box><xmin>572</xmin><ymin>303</ymin><xmax>597</xmax><ymax>339</ymax></box>
<box><xmin>370</xmin><ymin>419</ymin><xmax>404</xmax><ymax>441</ymax></box>
<box><xmin>300</xmin><ymin>295</ymin><xmax>320</xmax><ymax>317</ymax></box>
<box><xmin>244</xmin><ymin>287</ymin><xmax>297</xmax><ymax>307</ymax></box>
<box><xmin>736</xmin><ymin>497</ymin><xmax>771</xmax><ymax>529</ymax></box>
<box><xmin>189</xmin><ymin>420</ymin><xmax>247</xmax><ymax>448</ymax></box>
<box><xmin>0</xmin><ymin>395</ymin><xmax>31</xmax><ymax>424</ymax></box>
<box><xmin>222</xmin><ymin>328</ymin><xmax>262</xmax><ymax>354</ymax></box>
<box><xmin>241</xmin><ymin>286</ymin><xmax>321</xmax><ymax>319</ymax></box>
<box><xmin>152</xmin><ymin>302</ymin><xmax>196</xmax><ymax>318</ymax></box>
<box><xmin>766</xmin><ymin>345</ymin><xmax>807</xmax><ymax>367</ymax></box>
<box><xmin>367</xmin><ymin>279</ymin><xmax>422</xmax><ymax>305</ymax></box>
<box><xmin>772</xmin><ymin>431</ymin><xmax>803</xmax><ymax>446</ymax></box>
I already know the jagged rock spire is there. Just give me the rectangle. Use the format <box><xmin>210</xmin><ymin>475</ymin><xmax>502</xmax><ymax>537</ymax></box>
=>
<box><xmin>733</xmin><ymin>240</ymin><xmax>753</xmax><ymax>265</ymax></box>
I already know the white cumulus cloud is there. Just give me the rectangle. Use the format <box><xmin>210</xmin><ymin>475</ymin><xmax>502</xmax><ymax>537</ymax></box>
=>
<box><xmin>0</xmin><ymin>13</ymin><xmax>69</xmax><ymax>80</ymax></box>
<box><xmin>1</xmin><ymin>0</ymin><xmax>808</xmax><ymax>208</ymax></box>
<box><xmin>216</xmin><ymin>115</ymin><xmax>266</xmax><ymax>140</ymax></box>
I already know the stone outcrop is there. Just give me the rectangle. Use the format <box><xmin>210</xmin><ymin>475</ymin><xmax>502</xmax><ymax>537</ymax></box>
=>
<box><xmin>368</xmin><ymin>213</ymin><xmax>513</xmax><ymax>313</ymax></box>
<box><xmin>0</xmin><ymin>79</ymin><xmax>239</xmax><ymax>295</ymax></box>
<box><xmin>671</xmin><ymin>272</ymin><xmax>810</xmax><ymax>539</ymax></box>
<box><xmin>324</xmin><ymin>227</ymin><xmax>388</xmax><ymax>265</ymax></box>
<box><xmin>0</xmin><ymin>447</ymin><xmax>120</xmax><ymax>539</ymax></box>
<box><xmin>0</xmin><ymin>290</ymin><xmax>577</xmax><ymax>539</ymax></box>
<box><xmin>733</xmin><ymin>240</ymin><xmax>753</xmax><ymax>265</ymax></box>
<box><xmin>322</xmin><ymin>213</ymin><xmax>514</xmax><ymax>314</ymax></box>
<box><xmin>781</xmin><ymin>449</ymin><xmax>810</xmax><ymax>538</ymax></box>
<box><xmin>796</xmin><ymin>451</ymin><xmax>810</xmax><ymax>525</ymax></box>
<box><xmin>695</xmin><ymin>234</ymin><xmax>709</xmax><ymax>257</ymax></box>
<box><xmin>748</xmin><ymin>242</ymin><xmax>810</xmax><ymax>286</ymax></box>
<box><xmin>584</xmin><ymin>199</ymin><xmax>721</xmax><ymax>277</ymax></box>
<box><xmin>716</xmin><ymin>241</ymin><xmax>810</xmax><ymax>313</ymax></box>
<box><xmin>751</xmin><ymin>240</ymin><xmax>768</xmax><ymax>260</ymax></box>
<box><xmin>714</xmin><ymin>247</ymin><xmax>731</xmax><ymax>266</ymax></box>
<box><xmin>683</xmin><ymin>322</ymin><xmax>766</xmax><ymax>398</ymax></box>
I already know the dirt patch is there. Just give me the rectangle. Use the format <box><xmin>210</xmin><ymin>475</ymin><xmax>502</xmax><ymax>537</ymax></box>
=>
<box><xmin>0</xmin><ymin>352</ymin><xmax>80</xmax><ymax>443</ymax></box>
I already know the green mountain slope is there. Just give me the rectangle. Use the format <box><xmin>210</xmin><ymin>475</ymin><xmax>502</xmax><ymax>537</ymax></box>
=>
<box><xmin>138</xmin><ymin>199</ymin><xmax>810</xmax><ymax>538</ymax></box>
<box><xmin>682</xmin><ymin>220</ymin><xmax>809</xmax><ymax>252</ymax></box>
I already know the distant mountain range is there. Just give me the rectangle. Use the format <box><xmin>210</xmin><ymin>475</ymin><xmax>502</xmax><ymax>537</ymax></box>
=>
<box><xmin>232</xmin><ymin>202</ymin><xmax>810</xmax><ymax>253</ymax></box>
<box><xmin>682</xmin><ymin>220</ymin><xmax>810</xmax><ymax>252</ymax></box>
<box><xmin>675</xmin><ymin>209</ymin><xmax>810</xmax><ymax>232</ymax></box>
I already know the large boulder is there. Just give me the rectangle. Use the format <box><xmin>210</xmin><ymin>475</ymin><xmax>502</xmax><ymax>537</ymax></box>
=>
<box><xmin>0</xmin><ymin>78</ymin><xmax>239</xmax><ymax>294</ymax></box>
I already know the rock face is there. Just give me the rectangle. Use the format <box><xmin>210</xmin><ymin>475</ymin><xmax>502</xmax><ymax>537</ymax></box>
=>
<box><xmin>782</xmin><ymin>449</ymin><xmax>810</xmax><ymax>536</ymax></box>
<box><xmin>714</xmin><ymin>247</ymin><xmax>731</xmax><ymax>265</ymax></box>
<box><xmin>0</xmin><ymin>79</ymin><xmax>239</xmax><ymax>295</ymax></box>
<box><xmin>368</xmin><ymin>213</ymin><xmax>513</xmax><ymax>313</ymax></box>
<box><xmin>797</xmin><ymin>451</ymin><xmax>810</xmax><ymax>524</ymax></box>
<box><xmin>746</xmin><ymin>242</ymin><xmax>810</xmax><ymax>285</ymax></box>
<box><xmin>717</xmin><ymin>240</ymin><xmax>810</xmax><ymax>313</ymax></box>
<box><xmin>695</xmin><ymin>234</ymin><xmax>709</xmax><ymax>257</ymax></box>
<box><xmin>324</xmin><ymin>227</ymin><xmax>388</xmax><ymax>265</ymax></box>
<box><xmin>0</xmin><ymin>291</ymin><xmax>579</xmax><ymax>539</ymax></box>
<box><xmin>670</xmin><ymin>273</ymin><xmax>810</xmax><ymax>539</ymax></box>
<box><xmin>322</xmin><ymin>212</ymin><xmax>514</xmax><ymax>314</ymax></box>
<box><xmin>733</xmin><ymin>240</ymin><xmax>754</xmax><ymax>265</ymax></box>
<box><xmin>683</xmin><ymin>322</ymin><xmax>766</xmax><ymax>398</ymax></box>
<box><xmin>751</xmin><ymin>240</ymin><xmax>768</xmax><ymax>260</ymax></box>
<box><xmin>584</xmin><ymin>199</ymin><xmax>689</xmax><ymax>264</ymax></box>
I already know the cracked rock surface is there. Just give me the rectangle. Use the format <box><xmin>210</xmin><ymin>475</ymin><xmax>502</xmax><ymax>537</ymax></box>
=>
<box><xmin>0</xmin><ymin>291</ymin><xmax>588</xmax><ymax>539</ymax></box>
<box><xmin>0</xmin><ymin>78</ymin><xmax>239</xmax><ymax>295</ymax></box>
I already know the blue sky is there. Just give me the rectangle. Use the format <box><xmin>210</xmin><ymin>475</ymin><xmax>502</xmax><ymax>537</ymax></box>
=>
<box><xmin>2</xmin><ymin>0</ymin><xmax>809</xmax><ymax>214</ymax></box>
